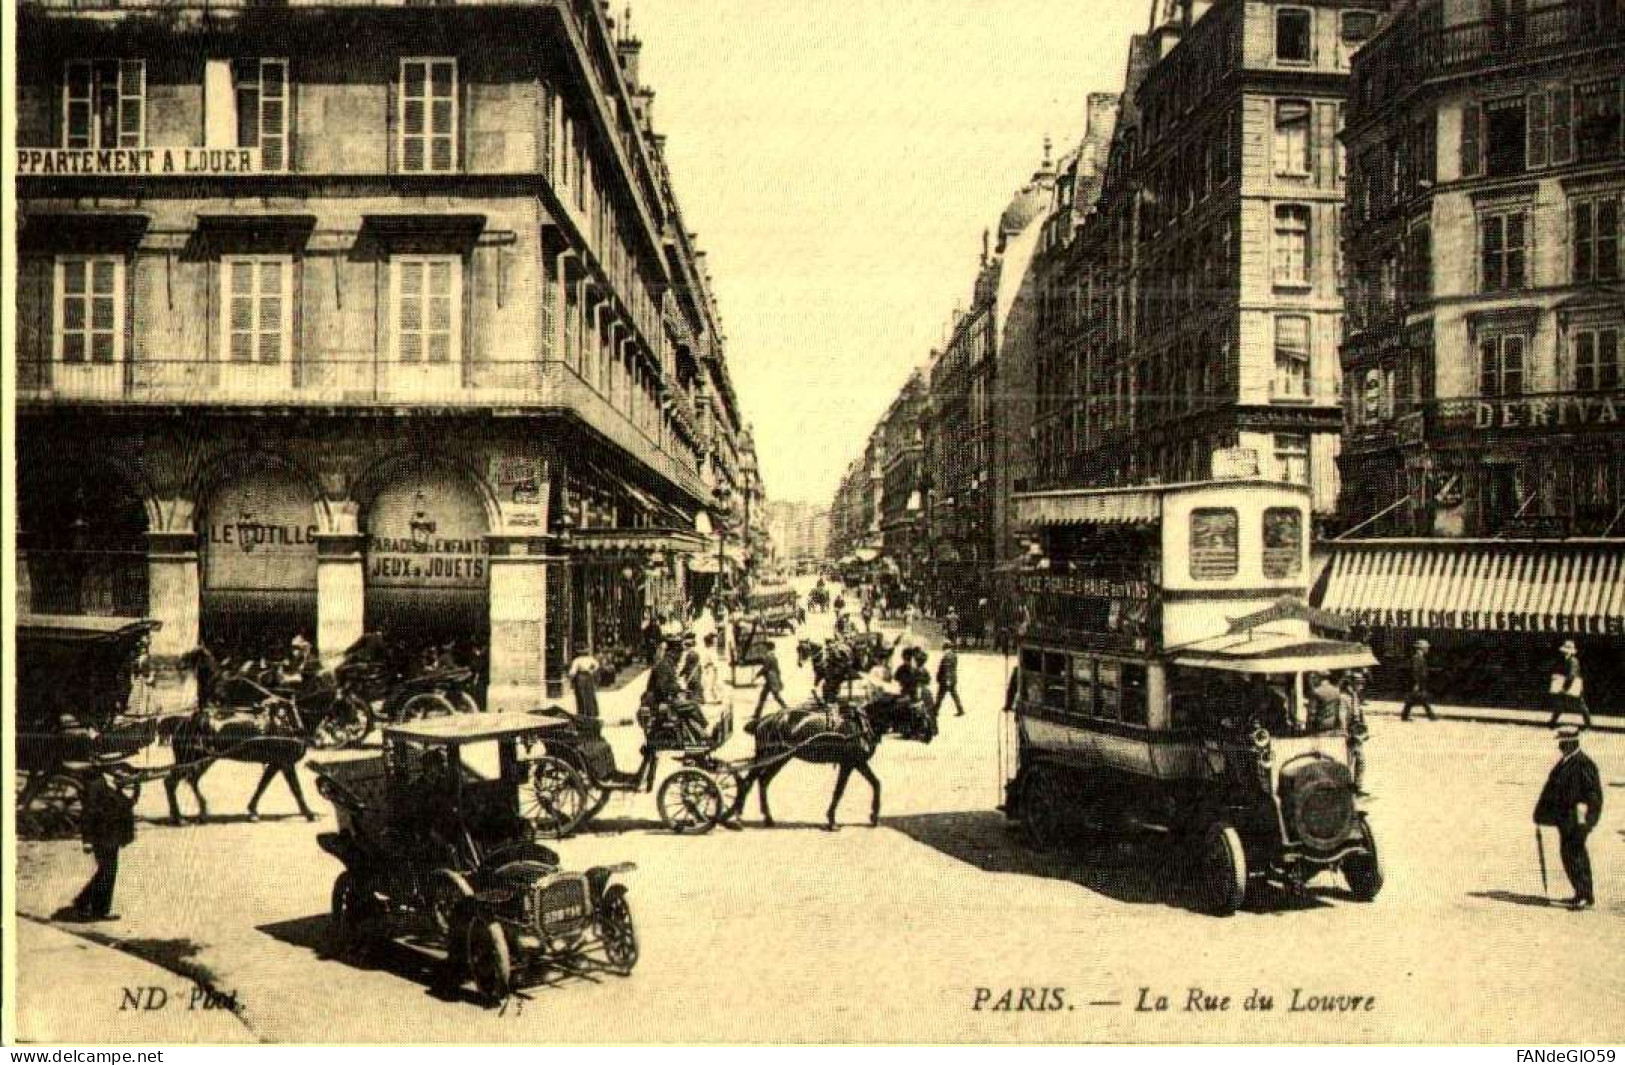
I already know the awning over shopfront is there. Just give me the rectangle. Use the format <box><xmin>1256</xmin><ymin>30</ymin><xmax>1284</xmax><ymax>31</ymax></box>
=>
<box><xmin>1316</xmin><ymin>540</ymin><xmax>1625</xmax><ymax>636</ymax></box>
<box><xmin>570</xmin><ymin>528</ymin><xmax>709</xmax><ymax>555</ymax></box>
<box><xmin>1013</xmin><ymin>485</ymin><xmax>1163</xmax><ymax>529</ymax></box>
<box><xmin>1173</xmin><ymin>632</ymin><xmax>1378</xmax><ymax>674</ymax></box>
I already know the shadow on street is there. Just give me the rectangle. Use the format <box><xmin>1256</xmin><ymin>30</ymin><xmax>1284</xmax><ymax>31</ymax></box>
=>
<box><xmin>1466</xmin><ymin>890</ymin><xmax>1557</xmax><ymax>909</ymax></box>
<box><xmin>882</xmin><ymin>810</ymin><xmax>1345</xmax><ymax>916</ymax></box>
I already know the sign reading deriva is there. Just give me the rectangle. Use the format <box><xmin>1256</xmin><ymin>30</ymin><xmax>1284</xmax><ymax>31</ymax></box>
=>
<box><xmin>17</xmin><ymin>147</ymin><xmax>264</xmax><ymax>176</ymax></box>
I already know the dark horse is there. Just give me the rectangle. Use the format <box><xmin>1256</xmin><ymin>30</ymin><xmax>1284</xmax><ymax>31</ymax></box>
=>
<box><xmin>730</xmin><ymin>694</ymin><xmax>924</xmax><ymax>831</ymax></box>
<box><xmin>161</xmin><ymin>647</ymin><xmax>316</xmax><ymax>823</ymax></box>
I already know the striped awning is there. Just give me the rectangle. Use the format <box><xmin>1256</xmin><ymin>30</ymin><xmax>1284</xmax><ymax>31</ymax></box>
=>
<box><xmin>1014</xmin><ymin>487</ymin><xmax>1162</xmax><ymax>529</ymax></box>
<box><xmin>1317</xmin><ymin>541</ymin><xmax>1625</xmax><ymax>636</ymax></box>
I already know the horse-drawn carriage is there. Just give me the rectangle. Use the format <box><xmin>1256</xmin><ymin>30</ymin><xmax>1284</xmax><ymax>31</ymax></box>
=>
<box><xmin>311</xmin><ymin>713</ymin><xmax>639</xmax><ymax>1003</ymax></box>
<box><xmin>518</xmin><ymin>704</ymin><xmax>740</xmax><ymax>837</ymax></box>
<box><xmin>745</xmin><ymin>584</ymin><xmax>800</xmax><ymax>636</ymax></box>
<box><xmin>15</xmin><ymin>615</ymin><xmax>163</xmax><ymax>839</ymax></box>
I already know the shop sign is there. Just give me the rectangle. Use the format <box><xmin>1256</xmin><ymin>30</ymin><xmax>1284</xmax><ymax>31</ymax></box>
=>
<box><xmin>204</xmin><ymin>475</ymin><xmax>319</xmax><ymax>591</ymax></box>
<box><xmin>1466</xmin><ymin>393</ymin><xmax>1622</xmax><ymax>432</ymax></box>
<box><xmin>17</xmin><ymin>147</ymin><xmax>264</xmax><ymax>177</ymax></box>
<box><xmin>491</xmin><ymin>456</ymin><xmax>548</xmax><ymax>529</ymax></box>
<box><xmin>1341</xmin><ymin>606</ymin><xmax>1624</xmax><ymax>636</ymax></box>
<box><xmin>368</xmin><ymin>475</ymin><xmax>488</xmax><ymax>589</ymax></box>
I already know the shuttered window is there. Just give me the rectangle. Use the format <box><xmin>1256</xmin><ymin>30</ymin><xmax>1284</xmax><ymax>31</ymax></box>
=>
<box><xmin>221</xmin><ymin>257</ymin><xmax>292</xmax><ymax>364</ymax></box>
<box><xmin>399</xmin><ymin>58</ymin><xmax>457</xmax><ymax>174</ymax></box>
<box><xmin>392</xmin><ymin>255</ymin><xmax>461</xmax><ymax>364</ymax></box>
<box><xmin>55</xmin><ymin>257</ymin><xmax>124</xmax><ymax>364</ymax></box>
<box><xmin>64</xmin><ymin>60</ymin><xmax>144</xmax><ymax>149</ymax></box>
<box><xmin>236</xmin><ymin>59</ymin><xmax>289</xmax><ymax>171</ymax></box>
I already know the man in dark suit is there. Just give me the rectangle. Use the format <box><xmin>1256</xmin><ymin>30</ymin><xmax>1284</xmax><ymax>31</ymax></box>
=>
<box><xmin>1400</xmin><ymin>638</ymin><xmax>1437</xmax><ymax>721</ymax></box>
<box><xmin>1534</xmin><ymin>726</ymin><xmax>1603</xmax><ymax>910</ymax></box>
<box><xmin>935</xmin><ymin>641</ymin><xmax>964</xmax><ymax>717</ymax></box>
<box><xmin>70</xmin><ymin>769</ymin><xmax>137</xmax><ymax>921</ymax></box>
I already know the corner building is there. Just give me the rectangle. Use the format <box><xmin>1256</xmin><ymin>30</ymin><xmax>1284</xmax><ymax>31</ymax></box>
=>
<box><xmin>14</xmin><ymin>0</ymin><xmax>744</xmax><ymax>711</ymax></box>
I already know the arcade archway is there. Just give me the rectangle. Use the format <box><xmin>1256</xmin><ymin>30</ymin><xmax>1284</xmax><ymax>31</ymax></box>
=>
<box><xmin>18</xmin><ymin>459</ymin><xmax>150</xmax><ymax>617</ymax></box>
<box><xmin>198</xmin><ymin>465</ymin><xmax>321</xmax><ymax>659</ymax></box>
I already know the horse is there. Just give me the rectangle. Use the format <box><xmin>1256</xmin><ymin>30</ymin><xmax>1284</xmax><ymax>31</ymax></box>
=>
<box><xmin>732</xmin><ymin>675</ymin><xmax>929</xmax><ymax>831</ymax></box>
<box><xmin>163</xmin><ymin>647</ymin><xmax>317</xmax><ymax>823</ymax></box>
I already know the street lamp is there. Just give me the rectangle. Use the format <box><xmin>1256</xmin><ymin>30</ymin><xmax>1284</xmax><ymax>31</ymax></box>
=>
<box><xmin>713</xmin><ymin>481</ymin><xmax>732</xmax><ymax>602</ymax></box>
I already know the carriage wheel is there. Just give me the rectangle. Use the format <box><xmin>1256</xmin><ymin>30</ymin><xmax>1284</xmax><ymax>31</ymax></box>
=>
<box><xmin>703</xmin><ymin>763</ymin><xmax>742</xmax><ymax>826</ymax></box>
<box><xmin>400</xmin><ymin>693</ymin><xmax>456</xmax><ymax>722</ymax></box>
<box><xmin>521</xmin><ymin>756</ymin><xmax>590</xmax><ymax>839</ymax></box>
<box><xmin>1019</xmin><ymin>766</ymin><xmax>1064</xmax><ymax>853</ymax></box>
<box><xmin>313</xmin><ymin>694</ymin><xmax>374</xmax><ymax>750</ymax></box>
<box><xmin>450</xmin><ymin>690</ymin><xmax>482</xmax><ymax>716</ymax></box>
<box><xmin>19</xmin><ymin>773</ymin><xmax>85</xmax><ymax>841</ymax></box>
<box><xmin>597</xmin><ymin>885</ymin><xmax>638</xmax><ymax>975</ymax></box>
<box><xmin>656</xmin><ymin>769</ymin><xmax>724</xmax><ymax>835</ymax></box>
<box><xmin>427</xmin><ymin>868</ymin><xmax>475</xmax><ymax>937</ymax></box>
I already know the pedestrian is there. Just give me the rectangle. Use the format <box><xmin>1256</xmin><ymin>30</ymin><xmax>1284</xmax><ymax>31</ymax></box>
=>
<box><xmin>568</xmin><ymin>644</ymin><xmax>601</xmax><ymax>720</ymax></box>
<box><xmin>642</xmin><ymin>610</ymin><xmax>664</xmax><ymax>666</ymax></box>
<box><xmin>65</xmin><ymin>769</ymin><xmax>136</xmax><ymax>922</ymax></box>
<box><xmin>861</xmin><ymin>600</ymin><xmax>875</xmax><ymax>633</ymax></box>
<box><xmin>935</xmin><ymin>639</ymin><xmax>965</xmax><ymax>717</ymax></box>
<box><xmin>944</xmin><ymin>606</ymin><xmax>960</xmax><ymax>645</ymax></box>
<box><xmin>1399</xmin><ymin>638</ymin><xmax>1437</xmax><ymax>721</ymax></box>
<box><xmin>834</xmin><ymin>592</ymin><xmax>846</xmax><ymax>615</ymax></box>
<box><xmin>1534</xmin><ymin>726</ymin><xmax>1603</xmax><ymax>910</ymax></box>
<box><xmin>678</xmin><ymin>632</ymin><xmax>704</xmax><ymax>703</ymax></box>
<box><xmin>752</xmin><ymin>644</ymin><xmax>788</xmax><ymax>723</ymax></box>
<box><xmin>1546</xmin><ymin>640</ymin><xmax>1594</xmax><ymax>730</ymax></box>
<box><xmin>1341</xmin><ymin>669</ymin><xmax>1370</xmax><ymax>796</ymax></box>
<box><xmin>699</xmin><ymin>633</ymin><xmax>721</xmax><ymax>704</ymax></box>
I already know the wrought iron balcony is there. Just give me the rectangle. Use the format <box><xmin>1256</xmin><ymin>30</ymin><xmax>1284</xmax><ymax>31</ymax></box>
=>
<box><xmin>17</xmin><ymin>356</ymin><xmax>708</xmax><ymax>497</ymax></box>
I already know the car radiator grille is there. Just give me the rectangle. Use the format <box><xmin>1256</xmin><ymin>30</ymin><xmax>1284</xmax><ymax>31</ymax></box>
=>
<box><xmin>535</xmin><ymin>876</ymin><xmax>590</xmax><ymax>934</ymax></box>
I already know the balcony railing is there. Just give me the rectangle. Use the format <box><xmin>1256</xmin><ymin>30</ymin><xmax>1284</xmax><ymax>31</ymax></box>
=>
<box><xmin>1371</xmin><ymin>1</ymin><xmax>1623</xmax><ymax>89</ymax></box>
<box><xmin>18</xmin><ymin>357</ymin><xmax>708</xmax><ymax>498</ymax></box>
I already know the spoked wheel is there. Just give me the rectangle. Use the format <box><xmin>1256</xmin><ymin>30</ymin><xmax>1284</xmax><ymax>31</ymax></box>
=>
<box><xmin>597</xmin><ymin>884</ymin><xmax>638</xmax><ymax>975</ymax></box>
<box><xmin>313</xmin><ymin>694</ymin><xmax>374</xmax><ymax>750</ymax></box>
<box><xmin>18</xmin><ymin>773</ymin><xmax>85</xmax><ymax>841</ymax></box>
<box><xmin>427</xmin><ymin>869</ymin><xmax>475</xmax><ymax>937</ymax></box>
<box><xmin>399</xmin><ymin>693</ymin><xmax>456</xmax><ymax>722</ymax></box>
<box><xmin>1343</xmin><ymin>817</ymin><xmax>1384</xmax><ymax>902</ymax></box>
<box><xmin>656</xmin><ymin>768</ymin><xmax>724</xmax><ymax>834</ymax></box>
<box><xmin>450</xmin><ymin>690</ymin><xmax>482</xmax><ymax>716</ymax></box>
<box><xmin>1019</xmin><ymin>765</ymin><xmax>1064</xmax><ymax>853</ymax></box>
<box><xmin>467</xmin><ymin>921</ymin><xmax>512</xmax><ymax>1005</ymax></box>
<box><xmin>1195</xmin><ymin>821</ymin><xmax>1248</xmax><ymax>917</ymax></box>
<box><xmin>521</xmin><ymin>756</ymin><xmax>591</xmax><ymax>839</ymax></box>
<box><xmin>329</xmin><ymin>872</ymin><xmax>382</xmax><ymax>960</ymax></box>
<box><xmin>701</xmin><ymin>762</ymin><xmax>742</xmax><ymax>825</ymax></box>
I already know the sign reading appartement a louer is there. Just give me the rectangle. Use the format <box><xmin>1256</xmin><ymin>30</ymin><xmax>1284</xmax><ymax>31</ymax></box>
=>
<box><xmin>17</xmin><ymin>146</ymin><xmax>265</xmax><ymax>176</ymax></box>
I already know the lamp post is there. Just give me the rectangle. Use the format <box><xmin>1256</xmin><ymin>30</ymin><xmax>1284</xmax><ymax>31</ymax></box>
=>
<box><xmin>552</xmin><ymin>506</ymin><xmax>577</xmax><ymax>700</ymax></box>
<box><xmin>713</xmin><ymin>481</ymin><xmax>732</xmax><ymax>604</ymax></box>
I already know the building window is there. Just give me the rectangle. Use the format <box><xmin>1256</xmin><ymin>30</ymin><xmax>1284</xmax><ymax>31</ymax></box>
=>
<box><xmin>237</xmin><ymin>60</ymin><xmax>288</xmax><ymax>171</ymax></box>
<box><xmin>1339</xmin><ymin>10</ymin><xmax>1379</xmax><ymax>54</ymax></box>
<box><xmin>391</xmin><ymin>255</ymin><xmax>462</xmax><ymax>364</ymax></box>
<box><xmin>399</xmin><ymin>58</ymin><xmax>457</xmax><ymax>173</ymax></box>
<box><xmin>1485</xmin><ymin>96</ymin><xmax>1528</xmax><ymax>177</ymax></box>
<box><xmin>1574</xmin><ymin>327</ymin><xmax>1620</xmax><ymax>392</ymax></box>
<box><xmin>1274</xmin><ymin>100</ymin><xmax>1312</xmax><ymax>177</ymax></box>
<box><xmin>1274</xmin><ymin>434</ymin><xmax>1310</xmax><ymax>486</ymax></box>
<box><xmin>1574</xmin><ymin>195</ymin><xmax>1620</xmax><ymax>282</ymax></box>
<box><xmin>220</xmin><ymin>257</ymin><xmax>291</xmax><ymax>364</ymax></box>
<box><xmin>1273</xmin><ymin>204</ymin><xmax>1311</xmax><ymax>286</ymax></box>
<box><xmin>1479</xmin><ymin>334</ymin><xmax>1526</xmax><ymax>397</ymax></box>
<box><xmin>1462</xmin><ymin>102</ymin><xmax>1483</xmax><ymax>178</ymax></box>
<box><xmin>54</xmin><ymin>257</ymin><xmax>125</xmax><ymax>364</ymax></box>
<box><xmin>63</xmin><ymin>60</ymin><xmax>144</xmax><ymax>149</ymax></box>
<box><xmin>1405</xmin><ymin>221</ymin><xmax>1432</xmax><ymax>302</ymax></box>
<box><xmin>1480</xmin><ymin>210</ymin><xmax>1528</xmax><ymax>291</ymax></box>
<box><xmin>1274</xmin><ymin>315</ymin><xmax>1312</xmax><ymax>399</ymax></box>
<box><xmin>1276</xmin><ymin>8</ymin><xmax>1313</xmax><ymax>63</ymax></box>
<box><xmin>1576</xmin><ymin>78</ymin><xmax>1622</xmax><ymax>162</ymax></box>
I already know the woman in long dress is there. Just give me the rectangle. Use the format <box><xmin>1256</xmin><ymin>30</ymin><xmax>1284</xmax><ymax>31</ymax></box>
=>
<box><xmin>568</xmin><ymin>645</ymin><xmax>601</xmax><ymax>719</ymax></box>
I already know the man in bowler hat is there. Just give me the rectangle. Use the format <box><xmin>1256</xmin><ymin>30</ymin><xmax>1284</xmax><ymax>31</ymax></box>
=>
<box><xmin>1546</xmin><ymin>640</ymin><xmax>1593</xmax><ymax>730</ymax></box>
<box><xmin>68</xmin><ymin>769</ymin><xmax>137</xmax><ymax>921</ymax></box>
<box><xmin>1534</xmin><ymin>726</ymin><xmax>1603</xmax><ymax>910</ymax></box>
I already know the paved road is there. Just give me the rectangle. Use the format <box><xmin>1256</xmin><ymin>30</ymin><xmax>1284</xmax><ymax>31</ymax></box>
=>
<box><xmin>13</xmin><ymin>604</ymin><xmax>1624</xmax><ymax>1043</ymax></box>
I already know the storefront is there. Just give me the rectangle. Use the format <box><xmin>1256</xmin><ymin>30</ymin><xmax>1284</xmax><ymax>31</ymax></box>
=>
<box><xmin>18</xmin><ymin>460</ymin><xmax>149</xmax><ymax>618</ymax></box>
<box><xmin>200</xmin><ymin>468</ymin><xmax>320</xmax><ymax>657</ymax></box>
<box><xmin>363</xmin><ymin>466</ymin><xmax>491</xmax><ymax>663</ymax></box>
<box><xmin>1316</xmin><ymin>539</ymin><xmax>1625</xmax><ymax>711</ymax></box>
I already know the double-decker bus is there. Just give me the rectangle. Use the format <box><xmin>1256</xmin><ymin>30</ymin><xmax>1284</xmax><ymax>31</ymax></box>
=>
<box><xmin>1003</xmin><ymin>480</ymin><xmax>1382</xmax><ymax>914</ymax></box>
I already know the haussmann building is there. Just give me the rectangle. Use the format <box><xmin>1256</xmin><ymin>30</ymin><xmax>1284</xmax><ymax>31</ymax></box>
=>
<box><xmin>13</xmin><ymin>0</ymin><xmax>757</xmax><ymax>711</ymax></box>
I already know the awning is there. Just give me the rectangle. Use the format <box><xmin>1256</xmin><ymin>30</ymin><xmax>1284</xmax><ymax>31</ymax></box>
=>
<box><xmin>570</xmin><ymin>528</ymin><xmax>707</xmax><ymax>555</ymax></box>
<box><xmin>358</xmin><ymin>213</ymin><xmax>486</xmax><ymax>254</ymax></box>
<box><xmin>1317</xmin><ymin>540</ymin><xmax>1625</xmax><ymax>636</ymax></box>
<box><xmin>192</xmin><ymin>214</ymin><xmax>316</xmax><ymax>255</ymax></box>
<box><xmin>1173</xmin><ymin>632</ymin><xmax>1378</xmax><ymax>674</ymax></box>
<box><xmin>20</xmin><ymin>213</ymin><xmax>149</xmax><ymax>253</ymax></box>
<box><xmin>1014</xmin><ymin>486</ymin><xmax>1162</xmax><ymax>529</ymax></box>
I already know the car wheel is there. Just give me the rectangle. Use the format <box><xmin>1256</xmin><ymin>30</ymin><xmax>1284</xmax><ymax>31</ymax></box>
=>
<box><xmin>1019</xmin><ymin>765</ymin><xmax>1064</xmax><ymax>853</ymax></box>
<box><xmin>427</xmin><ymin>869</ymin><xmax>475</xmax><ymax>938</ymax></box>
<box><xmin>1196</xmin><ymin>821</ymin><xmax>1248</xmax><ymax>917</ymax></box>
<box><xmin>400</xmin><ymin>693</ymin><xmax>456</xmax><ymax>722</ymax></box>
<box><xmin>597</xmin><ymin>885</ymin><xmax>638</xmax><ymax>975</ymax></box>
<box><xmin>450</xmin><ymin>690</ymin><xmax>481</xmax><ymax>716</ymax></box>
<box><xmin>19</xmin><ymin>773</ymin><xmax>85</xmax><ymax>841</ymax></box>
<box><xmin>468</xmin><ymin>921</ymin><xmax>512</xmax><ymax>1005</ymax></box>
<box><xmin>1343</xmin><ymin>817</ymin><xmax>1384</xmax><ymax>902</ymax></box>
<box><xmin>330</xmin><ymin>872</ymin><xmax>379</xmax><ymax>959</ymax></box>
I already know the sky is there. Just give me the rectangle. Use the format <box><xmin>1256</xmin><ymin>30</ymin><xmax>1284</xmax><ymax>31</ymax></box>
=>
<box><xmin>631</xmin><ymin>0</ymin><xmax>1149</xmax><ymax>505</ymax></box>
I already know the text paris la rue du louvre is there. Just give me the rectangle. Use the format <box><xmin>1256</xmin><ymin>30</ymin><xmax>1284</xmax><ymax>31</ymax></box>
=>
<box><xmin>971</xmin><ymin>987</ymin><xmax>1375</xmax><ymax>1013</ymax></box>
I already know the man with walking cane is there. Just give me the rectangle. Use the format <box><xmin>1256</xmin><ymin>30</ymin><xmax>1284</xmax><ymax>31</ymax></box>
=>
<box><xmin>1534</xmin><ymin>726</ymin><xmax>1603</xmax><ymax>910</ymax></box>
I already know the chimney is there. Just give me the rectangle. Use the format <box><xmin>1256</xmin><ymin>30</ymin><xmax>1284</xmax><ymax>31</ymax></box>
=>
<box><xmin>616</xmin><ymin>7</ymin><xmax>642</xmax><ymax>88</ymax></box>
